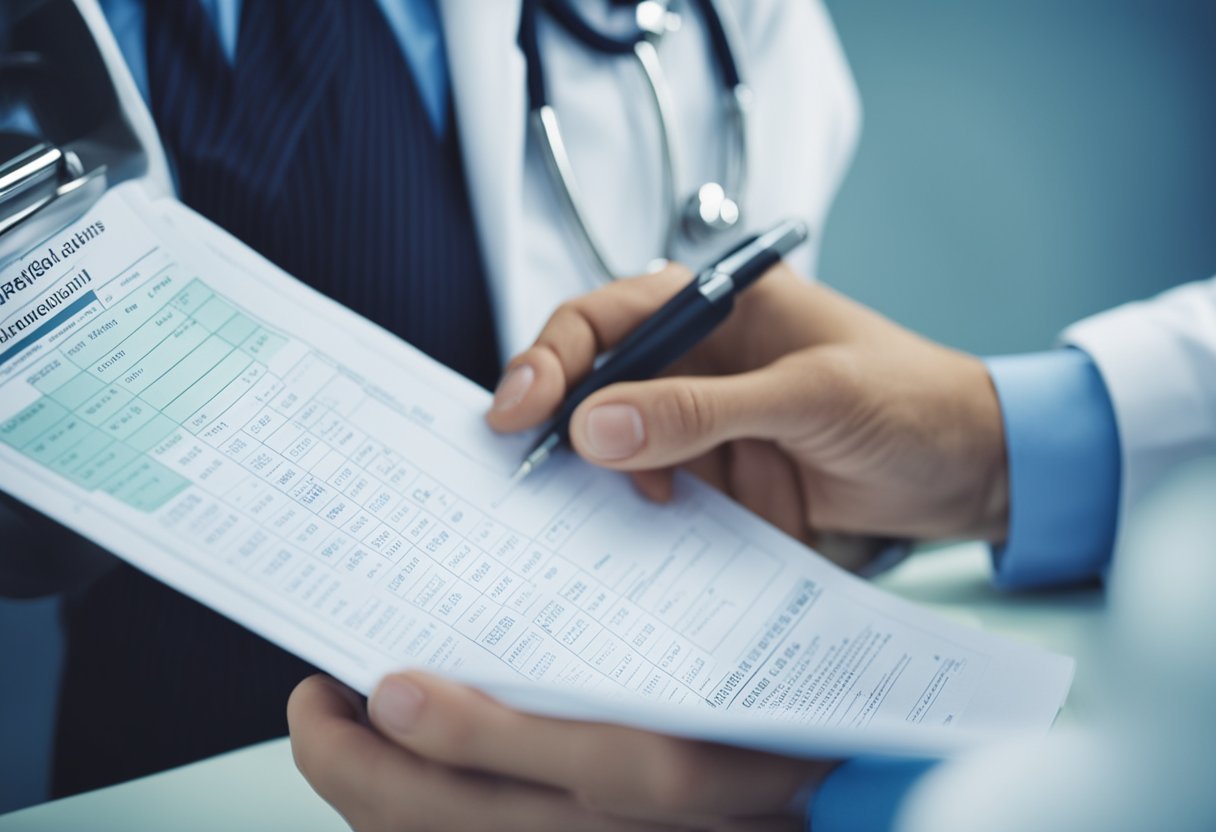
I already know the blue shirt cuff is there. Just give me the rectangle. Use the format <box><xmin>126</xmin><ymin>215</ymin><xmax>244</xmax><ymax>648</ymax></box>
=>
<box><xmin>984</xmin><ymin>349</ymin><xmax>1121</xmax><ymax>589</ymax></box>
<box><xmin>808</xmin><ymin>757</ymin><xmax>939</xmax><ymax>832</ymax></box>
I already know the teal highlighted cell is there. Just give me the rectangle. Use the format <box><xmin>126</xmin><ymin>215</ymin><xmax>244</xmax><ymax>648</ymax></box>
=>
<box><xmin>60</xmin><ymin>311</ymin><xmax>130</xmax><ymax>370</ymax></box>
<box><xmin>93</xmin><ymin>305</ymin><xmax>185</xmax><ymax>383</ymax></box>
<box><xmin>102</xmin><ymin>399</ymin><xmax>159</xmax><ymax>441</ymax></box>
<box><xmin>241</xmin><ymin>328</ymin><xmax>288</xmax><ymax>363</ymax></box>
<box><xmin>100</xmin><ymin>456</ymin><xmax>191</xmax><ymax>512</ymax></box>
<box><xmin>0</xmin><ymin>398</ymin><xmax>69</xmax><ymax>448</ymax></box>
<box><xmin>28</xmin><ymin>358</ymin><xmax>79</xmax><ymax>395</ymax></box>
<box><xmin>141</xmin><ymin>335</ymin><xmax>233</xmax><ymax>410</ymax></box>
<box><xmin>127</xmin><ymin>412</ymin><xmax>179</xmax><ymax>452</ymax></box>
<box><xmin>78</xmin><ymin>384</ymin><xmax>135</xmax><ymax>427</ymax></box>
<box><xmin>115</xmin><ymin>318</ymin><xmax>209</xmax><ymax>396</ymax></box>
<box><xmin>71</xmin><ymin>441</ymin><xmax>139</xmax><ymax>488</ymax></box>
<box><xmin>47</xmin><ymin>372</ymin><xmax>107</xmax><ymax>409</ymax></box>
<box><xmin>217</xmin><ymin>313</ymin><xmax>259</xmax><ymax>347</ymax></box>
<box><xmin>48</xmin><ymin>427</ymin><xmax>109</xmax><ymax>479</ymax></box>
<box><xmin>23</xmin><ymin>414</ymin><xmax>90</xmax><ymax>464</ymax></box>
<box><xmin>162</xmin><ymin>349</ymin><xmax>251</xmax><ymax>423</ymax></box>
<box><xmin>183</xmin><ymin>363</ymin><xmax>263</xmax><ymax>434</ymax></box>
<box><xmin>170</xmin><ymin>280</ymin><xmax>215</xmax><ymax>316</ymax></box>
<box><xmin>192</xmin><ymin>296</ymin><xmax>237</xmax><ymax>333</ymax></box>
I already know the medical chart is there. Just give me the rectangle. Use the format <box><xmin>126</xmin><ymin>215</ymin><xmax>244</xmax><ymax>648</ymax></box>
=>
<box><xmin>0</xmin><ymin>184</ymin><xmax>1073</xmax><ymax>759</ymax></box>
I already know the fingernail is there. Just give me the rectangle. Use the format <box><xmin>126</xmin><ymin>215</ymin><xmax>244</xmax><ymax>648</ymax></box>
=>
<box><xmin>491</xmin><ymin>364</ymin><xmax>534</xmax><ymax>412</ymax></box>
<box><xmin>370</xmin><ymin>676</ymin><xmax>425</xmax><ymax>736</ymax></box>
<box><xmin>584</xmin><ymin>404</ymin><xmax>645</xmax><ymax>460</ymax></box>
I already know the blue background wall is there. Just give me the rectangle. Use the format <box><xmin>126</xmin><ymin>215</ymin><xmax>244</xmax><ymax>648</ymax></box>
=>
<box><xmin>819</xmin><ymin>0</ymin><xmax>1216</xmax><ymax>351</ymax></box>
<box><xmin>3</xmin><ymin>0</ymin><xmax>1216</xmax><ymax>814</ymax></box>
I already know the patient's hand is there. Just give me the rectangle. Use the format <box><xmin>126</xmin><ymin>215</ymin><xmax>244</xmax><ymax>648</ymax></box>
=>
<box><xmin>288</xmin><ymin>671</ymin><xmax>828</xmax><ymax>832</ymax></box>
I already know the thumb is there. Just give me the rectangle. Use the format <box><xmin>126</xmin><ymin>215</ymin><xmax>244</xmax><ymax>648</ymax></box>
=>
<box><xmin>568</xmin><ymin>362</ymin><xmax>820</xmax><ymax>471</ymax></box>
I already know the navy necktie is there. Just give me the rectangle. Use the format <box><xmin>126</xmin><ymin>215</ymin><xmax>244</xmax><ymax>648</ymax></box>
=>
<box><xmin>144</xmin><ymin>0</ymin><xmax>501</xmax><ymax>388</ymax></box>
<box><xmin>52</xmin><ymin>0</ymin><xmax>502</xmax><ymax>796</ymax></box>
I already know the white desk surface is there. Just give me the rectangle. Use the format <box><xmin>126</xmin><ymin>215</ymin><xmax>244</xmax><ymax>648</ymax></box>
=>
<box><xmin>0</xmin><ymin>542</ymin><xmax>1105</xmax><ymax>832</ymax></box>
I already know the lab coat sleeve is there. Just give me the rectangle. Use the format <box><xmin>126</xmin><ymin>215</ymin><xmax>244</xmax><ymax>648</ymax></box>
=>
<box><xmin>1063</xmin><ymin>277</ymin><xmax>1216</xmax><ymax>539</ymax></box>
<box><xmin>983</xmin><ymin>349</ymin><xmax>1121</xmax><ymax>589</ymax></box>
<box><xmin>810</xmin><ymin>280</ymin><xmax>1216</xmax><ymax>831</ymax></box>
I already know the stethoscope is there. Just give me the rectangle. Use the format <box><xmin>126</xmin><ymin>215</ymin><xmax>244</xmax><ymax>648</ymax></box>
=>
<box><xmin>519</xmin><ymin>0</ymin><xmax>750</xmax><ymax>281</ymax></box>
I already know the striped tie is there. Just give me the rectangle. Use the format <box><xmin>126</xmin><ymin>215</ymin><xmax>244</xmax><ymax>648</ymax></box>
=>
<box><xmin>144</xmin><ymin>0</ymin><xmax>501</xmax><ymax>388</ymax></box>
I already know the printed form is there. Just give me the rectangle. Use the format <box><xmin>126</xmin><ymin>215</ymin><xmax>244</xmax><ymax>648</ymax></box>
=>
<box><xmin>0</xmin><ymin>184</ymin><xmax>1073</xmax><ymax>759</ymax></box>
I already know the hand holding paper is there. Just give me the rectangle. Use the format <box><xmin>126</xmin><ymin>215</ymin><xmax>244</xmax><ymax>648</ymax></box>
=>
<box><xmin>289</xmin><ymin>670</ymin><xmax>831</xmax><ymax>831</ymax></box>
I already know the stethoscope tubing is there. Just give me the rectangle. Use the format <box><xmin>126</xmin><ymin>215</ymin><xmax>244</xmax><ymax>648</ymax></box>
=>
<box><xmin>520</xmin><ymin>0</ymin><xmax>751</xmax><ymax>281</ymax></box>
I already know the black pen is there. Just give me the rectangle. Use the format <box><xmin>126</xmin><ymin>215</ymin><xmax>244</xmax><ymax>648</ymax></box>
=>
<box><xmin>509</xmin><ymin>218</ymin><xmax>811</xmax><ymax>482</ymax></box>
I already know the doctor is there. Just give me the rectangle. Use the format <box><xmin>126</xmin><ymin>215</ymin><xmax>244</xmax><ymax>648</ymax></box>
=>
<box><xmin>288</xmin><ymin>267</ymin><xmax>1216</xmax><ymax>830</ymax></box>
<box><xmin>23</xmin><ymin>0</ymin><xmax>861</xmax><ymax>796</ymax></box>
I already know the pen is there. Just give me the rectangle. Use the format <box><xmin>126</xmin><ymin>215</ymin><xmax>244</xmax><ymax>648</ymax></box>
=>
<box><xmin>510</xmin><ymin>218</ymin><xmax>811</xmax><ymax>482</ymax></box>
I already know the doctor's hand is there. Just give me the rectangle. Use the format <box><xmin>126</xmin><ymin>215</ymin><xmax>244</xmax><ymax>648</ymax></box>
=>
<box><xmin>288</xmin><ymin>671</ymin><xmax>829</xmax><ymax>832</ymax></box>
<box><xmin>488</xmin><ymin>265</ymin><xmax>1010</xmax><ymax>551</ymax></box>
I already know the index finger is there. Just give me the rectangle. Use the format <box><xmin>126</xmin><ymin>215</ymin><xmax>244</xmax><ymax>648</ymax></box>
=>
<box><xmin>486</xmin><ymin>266</ymin><xmax>690</xmax><ymax>434</ymax></box>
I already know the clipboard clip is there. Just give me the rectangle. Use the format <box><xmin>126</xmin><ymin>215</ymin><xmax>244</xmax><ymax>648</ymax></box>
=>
<box><xmin>0</xmin><ymin>135</ymin><xmax>106</xmax><ymax>238</ymax></box>
<box><xmin>1</xmin><ymin>0</ymin><xmax>163</xmax><ymax>266</ymax></box>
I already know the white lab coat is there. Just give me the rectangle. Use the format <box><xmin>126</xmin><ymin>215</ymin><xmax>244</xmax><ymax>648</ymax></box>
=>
<box><xmin>440</xmin><ymin>0</ymin><xmax>861</xmax><ymax>355</ymax></box>
<box><xmin>1065</xmin><ymin>278</ymin><xmax>1216</xmax><ymax>533</ymax></box>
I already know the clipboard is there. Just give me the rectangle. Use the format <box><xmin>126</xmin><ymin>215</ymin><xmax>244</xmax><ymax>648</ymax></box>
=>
<box><xmin>0</xmin><ymin>0</ymin><xmax>172</xmax><ymax>266</ymax></box>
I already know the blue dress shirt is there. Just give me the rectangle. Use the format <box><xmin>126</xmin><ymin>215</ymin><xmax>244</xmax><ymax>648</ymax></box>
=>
<box><xmin>808</xmin><ymin>347</ymin><xmax>1122</xmax><ymax>831</ymax></box>
<box><xmin>99</xmin><ymin>0</ymin><xmax>451</xmax><ymax>136</ymax></box>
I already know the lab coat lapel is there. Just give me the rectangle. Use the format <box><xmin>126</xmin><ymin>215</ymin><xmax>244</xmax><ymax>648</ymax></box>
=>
<box><xmin>440</xmin><ymin>0</ymin><xmax>527</xmax><ymax>358</ymax></box>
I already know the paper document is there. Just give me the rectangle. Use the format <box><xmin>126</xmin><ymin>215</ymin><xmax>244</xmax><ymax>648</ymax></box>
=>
<box><xmin>0</xmin><ymin>184</ymin><xmax>1073</xmax><ymax>759</ymax></box>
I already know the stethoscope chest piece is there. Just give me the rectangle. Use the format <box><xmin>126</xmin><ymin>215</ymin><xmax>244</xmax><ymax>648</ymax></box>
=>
<box><xmin>685</xmin><ymin>181</ymin><xmax>739</xmax><ymax>239</ymax></box>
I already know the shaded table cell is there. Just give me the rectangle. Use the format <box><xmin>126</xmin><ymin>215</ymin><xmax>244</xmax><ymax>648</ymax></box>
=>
<box><xmin>163</xmin><ymin>350</ymin><xmax>252</xmax><ymax>423</ymax></box>
<box><xmin>102</xmin><ymin>399</ymin><xmax>160</xmax><ymax>441</ymax></box>
<box><xmin>47</xmin><ymin>371</ymin><xmax>107</xmax><ymax>409</ymax></box>
<box><xmin>100</xmin><ymin>457</ymin><xmax>192</xmax><ymax>512</ymax></box>
<box><xmin>170</xmin><ymin>279</ymin><xmax>215</xmax><ymax>316</ymax></box>
<box><xmin>92</xmin><ymin>305</ymin><xmax>186</xmax><ymax>383</ymax></box>
<box><xmin>48</xmin><ymin>427</ymin><xmax>110</xmax><ymax>479</ymax></box>
<box><xmin>27</xmin><ymin>357</ymin><xmax>79</xmax><ymax>395</ymax></box>
<box><xmin>71</xmin><ymin>441</ymin><xmax>139</xmax><ymax>488</ymax></box>
<box><xmin>127</xmin><ymin>412</ymin><xmax>180</xmax><ymax>452</ymax></box>
<box><xmin>0</xmin><ymin>398</ymin><xmax>69</xmax><ymax>448</ymax></box>
<box><xmin>141</xmin><ymin>335</ymin><xmax>233</xmax><ymax>410</ymax></box>
<box><xmin>217</xmin><ymin>313</ymin><xmax>259</xmax><ymax>347</ymax></box>
<box><xmin>192</xmin><ymin>296</ymin><xmax>238</xmax><ymax>332</ymax></box>
<box><xmin>78</xmin><ymin>384</ymin><xmax>135</xmax><ymax>427</ymax></box>
<box><xmin>24</xmin><ymin>414</ymin><xmax>91</xmax><ymax>464</ymax></box>
<box><xmin>241</xmin><ymin>328</ymin><xmax>288</xmax><ymax>363</ymax></box>
<box><xmin>115</xmin><ymin>318</ymin><xmax>209</xmax><ymax>395</ymax></box>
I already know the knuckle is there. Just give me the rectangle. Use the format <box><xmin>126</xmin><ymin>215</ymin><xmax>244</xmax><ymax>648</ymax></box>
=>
<box><xmin>664</xmin><ymin>382</ymin><xmax>716</xmax><ymax>439</ymax></box>
<box><xmin>550</xmin><ymin>299</ymin><xmax>581</xmax><ymax>328</ymax></box>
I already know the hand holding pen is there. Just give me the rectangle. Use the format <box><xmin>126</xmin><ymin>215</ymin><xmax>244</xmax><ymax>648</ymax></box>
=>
<box><xmin>487</xmin><ymin>221</ymin><xmax>1005</xmax><ymax>568</ymax></box>
<box><xmin>505</xmin><ymin>220</ymin><xmax>811</xmax><ymax>481</ymax></box>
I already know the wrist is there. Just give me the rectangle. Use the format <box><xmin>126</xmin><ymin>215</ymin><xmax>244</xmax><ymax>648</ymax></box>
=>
<box><xmin>951</xmin><ymin>355</ymin><xmax>1010</xmax><ymax>542</ymax></box>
